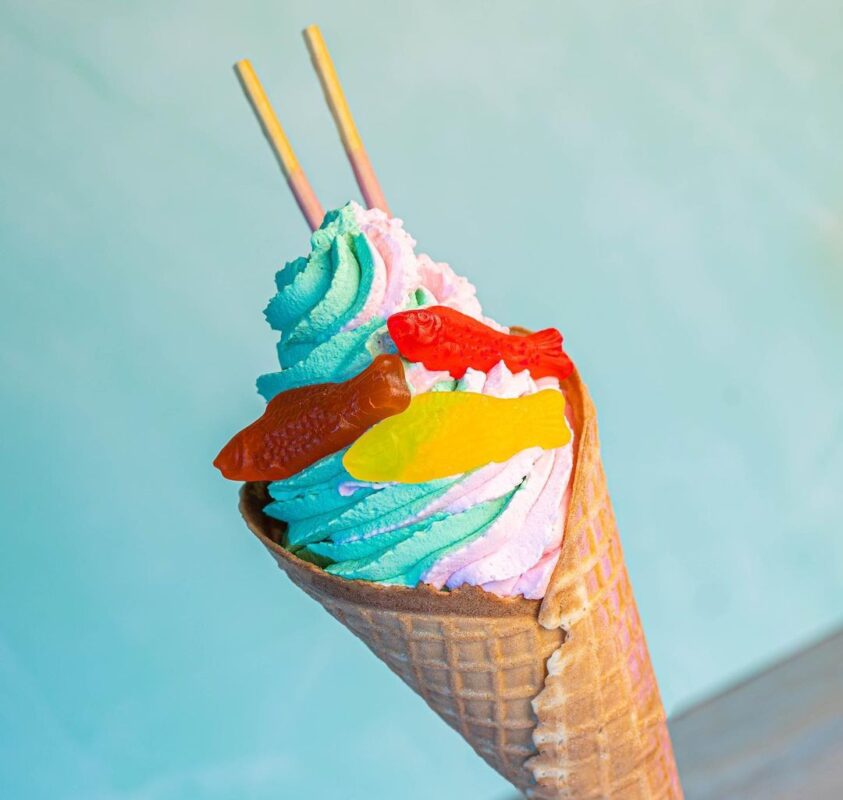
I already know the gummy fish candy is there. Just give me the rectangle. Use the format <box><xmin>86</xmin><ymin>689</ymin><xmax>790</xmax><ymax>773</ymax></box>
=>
<box><xmin>215</xmin><ymin>355</ymin><xmax>411</xmax><ymax>482</ymax></box>
<box><xmin>387</xmin><ymin>305</ymin><xmax>574</xmax><ymax>381</ymax></box>
<box><xmin>343</xmin><ymin>389</ymin><xmax>570</xmax><ymax>483</ymax></box>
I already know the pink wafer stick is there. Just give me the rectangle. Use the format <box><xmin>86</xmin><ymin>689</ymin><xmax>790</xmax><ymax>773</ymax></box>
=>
<box><xmin>303</xmin><ymin>25</ymin><xmax>391</xmax><ymax>215</ymax></box>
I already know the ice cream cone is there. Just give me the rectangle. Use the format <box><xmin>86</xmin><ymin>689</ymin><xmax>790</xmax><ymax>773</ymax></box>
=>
<box><xmin>239</xmin><ymin>369</ymin><xmax>682</xmax><ymax>798</ymax></box>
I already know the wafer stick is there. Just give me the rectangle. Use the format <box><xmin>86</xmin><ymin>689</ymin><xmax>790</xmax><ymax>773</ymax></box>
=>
<box><xmin>302</xmin><ymin>25</ymin><xmax>391</xmax><ymax>215</ymax></box>
<box><xmin>233</xmin><ymin>59</ymin><xmax>324</xmax><ymax>230</ymax></box>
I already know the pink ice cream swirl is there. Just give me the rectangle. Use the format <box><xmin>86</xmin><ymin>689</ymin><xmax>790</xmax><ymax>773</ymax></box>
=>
<box><xmin>415</xmin><ymin>364</ymin><xmax>574</xmax><ymax>600</ymax></box>
<box><xmin>345</xmin><ymin>204</ymin><xmax>574</xmax><ymax>599</ymax></box>
<box><xmin>267</xmin><ymin>202</ymin><xmax>574</xmax><ymax>600</ymax></box>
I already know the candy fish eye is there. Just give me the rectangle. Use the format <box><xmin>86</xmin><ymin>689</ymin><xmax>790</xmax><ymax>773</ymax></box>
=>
<box><xmin>414</xmin><ymin>312</ymin><xmax>442</xmax><ymax>343</ymax></box>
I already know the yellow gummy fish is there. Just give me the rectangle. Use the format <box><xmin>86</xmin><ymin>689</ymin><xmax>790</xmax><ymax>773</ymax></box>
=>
<box><xmin>343</xmin><ymin>389</ymin><xmax>571</xmax><ymax>483</ymax></box>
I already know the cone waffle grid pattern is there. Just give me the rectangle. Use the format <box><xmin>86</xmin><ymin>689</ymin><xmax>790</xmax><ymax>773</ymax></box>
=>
<box><xmin>241</xmin><ymin>369</ymin><xmax>683</xmax><ymax>798</ymax></box>
<box><xmin>279</xmin><ymin>558</ymin><xmax>564</xmax><ymax>785</ymax></box>
<box><xmin>528</xmin><ymin>422</ymin><xmax>681</xmax><ymax>799</ymax></box>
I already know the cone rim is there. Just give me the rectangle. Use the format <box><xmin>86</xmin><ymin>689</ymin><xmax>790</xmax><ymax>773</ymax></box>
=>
<box><xmin>240</xmin><ymin>481</ymin><xmax>545</xmax><ymax>617</ymax></box>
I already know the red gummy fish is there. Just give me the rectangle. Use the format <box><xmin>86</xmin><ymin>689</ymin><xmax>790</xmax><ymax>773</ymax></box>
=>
<box><xmin>214</xmin><ymin>355</ymin><xmax>411</xmax><ymax>482</ymax></box>
<box><xmin>387</xmin><ymin>306</ymin><xmax>574</xmax><ymax>381</ymax></box>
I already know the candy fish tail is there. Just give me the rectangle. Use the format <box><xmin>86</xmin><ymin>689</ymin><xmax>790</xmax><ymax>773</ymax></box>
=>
<box><xmin>527</xmin><ymin>327</ymin><xmax>563</xmax><ymax>352</ymax></box>
<box><xmin>520</xmin><ymin>390</ymin><xmax>572</xmax><ymax>449</ymax></box>
<box><xmin>527</xmin><ymin>327</ymin><xmax>575</xmax><ymax>379</ymax></box>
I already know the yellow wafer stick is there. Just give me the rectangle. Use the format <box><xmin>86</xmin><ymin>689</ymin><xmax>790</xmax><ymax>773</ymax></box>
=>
<box><xmin>233</xmin><ymin>59</ymin><xmax>325</xmax><ymax>231</ymax></box>
<box><xmin>302</xmin><ymin>25</ymin><xmax>391</xmax><ymax>215</ymax></box>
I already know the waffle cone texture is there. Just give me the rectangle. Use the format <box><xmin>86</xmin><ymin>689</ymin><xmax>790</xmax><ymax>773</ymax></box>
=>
<box><xmin>239</xmin><ymin>369</ymin><xmax>683</xmax><ymax>798</ymax></box>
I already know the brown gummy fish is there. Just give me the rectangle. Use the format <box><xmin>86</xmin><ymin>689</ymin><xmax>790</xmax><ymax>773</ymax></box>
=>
<box><xmin>214</xmin><ymin>354</ymin><xmax>410</xmax><ymax>482</ymax></box>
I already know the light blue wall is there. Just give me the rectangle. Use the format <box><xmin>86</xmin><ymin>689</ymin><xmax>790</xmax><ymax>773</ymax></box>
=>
<box><xmin>2</xmin><ymin>2</ymin><xmax>841</xmax><ymax>798</ymax></box>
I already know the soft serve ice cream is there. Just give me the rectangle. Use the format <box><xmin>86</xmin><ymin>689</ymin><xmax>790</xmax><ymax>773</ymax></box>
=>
<box><xmin>216</xmin><ymin>202</ymin><xmax>575</xmax><ymax>599</ymax></box>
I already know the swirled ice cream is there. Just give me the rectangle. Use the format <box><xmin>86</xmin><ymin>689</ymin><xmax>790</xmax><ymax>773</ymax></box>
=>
<box><xmin>244</xmin><ymin>202</ymin><xmax>573</xmax><ymax>600</ymax></box>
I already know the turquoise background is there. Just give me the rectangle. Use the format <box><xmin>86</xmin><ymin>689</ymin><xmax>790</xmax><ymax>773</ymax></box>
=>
<box><xmin>2</xmin><ymin>1</ymin><xmax>842</xmax><ymax>798</ymax></box>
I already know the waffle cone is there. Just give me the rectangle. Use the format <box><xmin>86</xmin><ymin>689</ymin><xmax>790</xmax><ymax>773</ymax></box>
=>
<box><xmin>239</xmin><ymin>369</ymin><xmax>682</xmax><ymax>798</ymax></box>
